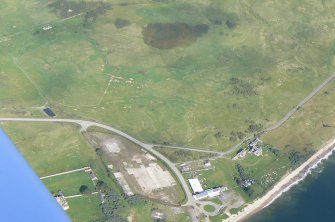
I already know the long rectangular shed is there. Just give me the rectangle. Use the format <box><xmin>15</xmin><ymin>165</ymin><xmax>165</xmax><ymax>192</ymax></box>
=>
<box><xmin>188</xmin><ymin>178</ymin><xmax>204</xmax><ymax>193</ymax></box>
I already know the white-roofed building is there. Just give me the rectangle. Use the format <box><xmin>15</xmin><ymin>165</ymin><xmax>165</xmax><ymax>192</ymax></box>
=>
<box><xmin>188</xmin><ymin>178</ymin><xmax>204</xmax><ymax>193</ymax></box>
<box><xmin>193</xmin><ymin>186</ymin><xmax>228</xmax><ymax>200</ymax></box>
<box><xmin>193</xmin><ymin>192</ymin><xmax>208</xmax><ymax>200</ymax></box>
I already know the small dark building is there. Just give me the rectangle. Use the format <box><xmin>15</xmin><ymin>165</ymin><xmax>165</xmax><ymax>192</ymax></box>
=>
<box><xmin>43</xmin><ymin>107</ymin><xmax>56</xmax><ymax>117</ymax></box>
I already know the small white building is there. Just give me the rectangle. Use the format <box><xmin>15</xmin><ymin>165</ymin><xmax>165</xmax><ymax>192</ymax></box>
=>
<box><xmin>42</xmin><ymin>24</ymin><xmax>52</xmax><ymax>31</ymax></box>
<box><xmin>188</xmin><ymin>178</ymin><xmax>204</xmax><ymax>193</ymax></box>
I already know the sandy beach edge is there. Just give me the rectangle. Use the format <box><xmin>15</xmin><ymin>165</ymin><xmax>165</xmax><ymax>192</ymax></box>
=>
<box><xmin>222</xmin><ymin>138</ymin><xmax>335</xmax><ymax>222</ymax></box>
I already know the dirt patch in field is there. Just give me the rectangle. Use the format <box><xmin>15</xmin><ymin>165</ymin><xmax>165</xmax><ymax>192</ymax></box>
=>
<box><xmin>84</xmin><ymin>132</ymin><xmax>183</xmax><ymax>205</ymax></box>
<box><xmin>48</xmin><ymin>0</ymin><xmax>111</xmax><ymax>24</ymax></box>
<box><xmin>142</xmin><ymin>23</ymin><xmax>209</xmax><ymax>49</ymax></box>
<box><xmin>115</xmin><ymin>18</ymin><xmax>131</xmax><ymax>28</ymax></box>
<box><xmin>101</xmin><ymin>139</ymin><xmax>123</xmax><ymax>154</ymax></box>
<box><xmin>126</xmin><ymin>162</ymin><xmax>176</xmax><ymax>192</ymax></box>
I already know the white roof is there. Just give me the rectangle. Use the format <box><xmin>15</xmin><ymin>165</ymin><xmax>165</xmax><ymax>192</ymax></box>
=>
<box><xmin>188</xmin><ymin>178</ymin><xmax>203</xmax><ymax>193</ymax></box>
<box><xmin>193</xmin><ymin>192</ymin><xmax>208</xmax><ymax>200</ymax></box>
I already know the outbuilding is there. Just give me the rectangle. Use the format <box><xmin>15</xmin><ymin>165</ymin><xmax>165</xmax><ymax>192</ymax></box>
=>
<box><xmin>188</xmin><ymin>178</ymin><xmax>204</xmax><ymax>193</ymax></box>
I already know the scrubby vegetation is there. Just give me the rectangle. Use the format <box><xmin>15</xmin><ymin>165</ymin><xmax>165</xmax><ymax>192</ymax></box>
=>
<box><xmin>3</xmin><ymin>0</ymin><xmax>335</xmax><ymax>152</ymax></box>
<box><xmin>155</xmin><ymin>147</ymin><xmax>217</xmax><ymax>162</ymax></box>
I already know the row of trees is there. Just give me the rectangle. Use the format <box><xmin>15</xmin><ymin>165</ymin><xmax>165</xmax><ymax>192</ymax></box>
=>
<box><xmin>233</xmin><ymin>164</ymin><xmax>255</xmax><ymax>197</ymax></box>
<box><xmin>92</xmin><ymin>180</ymin><xmax>147</xmax><ymax>222</ymax></box>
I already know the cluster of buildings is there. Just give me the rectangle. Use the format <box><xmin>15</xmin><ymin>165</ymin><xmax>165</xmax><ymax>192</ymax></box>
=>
<box><xmin>241</xmin><ymin>179</ymin><xmax>253</xmax><ymax>188</ymax></box>
<box><xmin>188</xmin><ymin>178</ymin><xmax>227</xmax><ymax>200</ymax></box>
<box><xmin>233</xmin><ymin>138</ymin><xmax>263</xmax><ymax>160</ymax></box>
<box><xmin>248</xmin><ymin>138</ymin><xmax>262</xmax><ymax>156</ymax></box>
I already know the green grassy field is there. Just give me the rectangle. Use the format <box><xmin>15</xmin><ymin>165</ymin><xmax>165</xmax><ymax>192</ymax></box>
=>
<box><xmin>2</xmin><ymin>0</ymin><xmax>335</xmax><ymax>151</ymax></box>
<box><xmin>154</xmin><ymin>146</ymin><xmax>217</xmax><ymax>163</ymax></box>
<box><xmin>263</xmin><ymin>80</ymin><xmax>335</xmax><ymax>155</ymax></box>
<box><xmin>67</xmin><ymin>195</ymin><xmax>102</xmax><ymax>222</ymax></box>
<box><xmin>210</xmin><ymin>213</ymin><xmax>229</xmax><ymax>222</ymax></box>
<box><xmin>42</xmin><ymin>172</ymin><xmax>96</xmax><ymax>196</ymax></box>
<box><xmin>2</xmin><ymin>0</ymin><xmax>335</xmax><ymax>220</ymax></box>
<box><xmin>1</xmin><ymin>121</ymin><xmax>192</xmax><ymax>221</ymax></box>
<box><xmin>204</xmin><ymin>204</ymin><xmax>216</xmax><ymax>213</ymax></box>
<box><xmin>1</xmin><ymin>122</ymin><xmax>96</xmax><ymax>176</ymax></box>
<box><xmin>1</xmin><ymin>122</ymin><xmax>106</xmax><ymax>221</ymax></box>
<box><xmin>184</xmin><ymin>144</ymin><xmax>291</xmax><ymax>201</ymax></box>
<box><xmin>131</xmin><ymin>201</ymin><xmax>192</xmax><ymax>222</ymax></box>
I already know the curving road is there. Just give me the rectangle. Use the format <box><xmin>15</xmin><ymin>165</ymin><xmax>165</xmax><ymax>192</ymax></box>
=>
<box><xmin>225</xmin><ymin>73</ymin><xmax>335</xmax><ymax>155</ymax></box>
<box><xmin>0</xmin><ymin>117</ymin><xmax>218</xmax><ymax>215</ymax></box>
<box><xmin>1</xmin><ymin>74</ymin><xmax>333</xmax><ymax>217</ymax></box>
<box><xmin>156</xmin><ymin>145</ymin><xmax>224</xmax><ymax>155</ymax></box>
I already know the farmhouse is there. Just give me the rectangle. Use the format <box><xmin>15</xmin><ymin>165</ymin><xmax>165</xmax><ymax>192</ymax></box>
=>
<box><xmin>248</xmin><ymin>138</ymin><xmax>262</xmax><ymax>156</ymax></box>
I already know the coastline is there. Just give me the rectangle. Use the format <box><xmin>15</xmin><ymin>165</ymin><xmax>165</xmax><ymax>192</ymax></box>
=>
<box><xmin>223</xmin><ymin>138</ymin><xmax>335</xmax><ymax>222</ymax></box>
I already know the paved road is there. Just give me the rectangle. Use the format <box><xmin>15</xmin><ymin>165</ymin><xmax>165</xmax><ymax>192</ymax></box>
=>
<box><xmin>2</xmin><ymin>74</ymin><xmax>333</xmax><ymax>216</ymax></box>
<box><xmin>264</xmin><ymin>73</ymin><xmax>335</xmax><ymax>132</ymax></box>
<box><xmin>0</xmin><ymin>117</ymin><xmax>205</xmax><ymax>212</ymax></box>
<box><xmin>0</xmin><ymin>117</ymin><xmax>223</xmax><ymax>215</ymax></box>
<box><xmin>156</xmin><ymin>145</ymin><xmax>224</xmax><ymax>155</ymax></box>
<box><xmin>224</xmin><ymin>73</ymin><xmax>335</xmax><ymax>155</ymax></box>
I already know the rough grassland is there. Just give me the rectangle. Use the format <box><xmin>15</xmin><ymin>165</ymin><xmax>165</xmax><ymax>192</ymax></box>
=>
<box><xmin>1</xmin><ymin>122</ymin><xmax>103</xmax><ymax>221</ymax></box>
<box><xmin>154</xmin><ymin>146</ymin><xmax>217</xmax><ymax>163</ymax></box>
<box><xmin>2</xmin><ymin>0</ymin><xmax>335</xmax><ymax>151</ymax></box>
<box><xmin>66</xmin><ymin>195</ymin><xmax>102</xmax><ymax>222</ymax></box>
<box><xmin>1</xmin><ymin>122</ymin><xmax>96</xmax><ymax>176</ymax></box>
<box><xmin>263</xmin><ymin>80</ymin><xmax>335</xmax><ymax>154</ymax></box>
<box><xmin>42</xmin><ymin>172</ymin><xmax>96</xmax><ymax>196</ymax></box>
<box><xmin>1</xmin><ymin>121</ymin><xmax>192</xmax><ymax>221</ymax></box>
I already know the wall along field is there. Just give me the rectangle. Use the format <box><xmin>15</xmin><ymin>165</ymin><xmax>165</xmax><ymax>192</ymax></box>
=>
<box><xmin>1</xmin><ymin>122</ymin><xmax>191</xmax><ymax>222</ymax></box>
<box><xmin>2</xmin><ymin>1</ymin><xmax>335</xmax><ymax>221</ymax></box>
<box><xmin>2</xmin><ymin>0</ymin><xmax>335</xmax><ymax>151</ymax></box>
<box><xmin>1</xmin><ymin>122</ymin><xmax>104</xmax><ymax>221</ymax></box>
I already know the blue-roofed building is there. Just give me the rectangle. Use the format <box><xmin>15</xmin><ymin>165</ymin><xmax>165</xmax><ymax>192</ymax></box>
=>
<box><xmin>0</xmin><ymin>128</ymin><xmax>71</xmax><ymax>222</ymax></box>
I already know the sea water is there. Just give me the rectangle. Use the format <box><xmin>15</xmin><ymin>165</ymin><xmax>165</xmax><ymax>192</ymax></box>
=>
<box><xmin>247</xmin><ymin>151</ymin><xmax>335</xmax><ymax>222</ymax></box>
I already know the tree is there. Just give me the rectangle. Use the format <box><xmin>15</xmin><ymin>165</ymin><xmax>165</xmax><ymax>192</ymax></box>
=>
<box><xmin>96</xmin><ymin>180</ymin><xmax>109</xmax><ymax>193</ymax></box>
<box><xmin>95</xmin><ymin>148</ymin><xmax>103</xmax><ymax>156</ymax></box>
<box><xmin>126</xmin><ymin>195</ymin><xmax>147</xmax><ymax>207</ymax></box>
<box><xmin>79</xmin><ymin>185</ymin><xmax>91</xmax><ymax>195</ymax></box>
